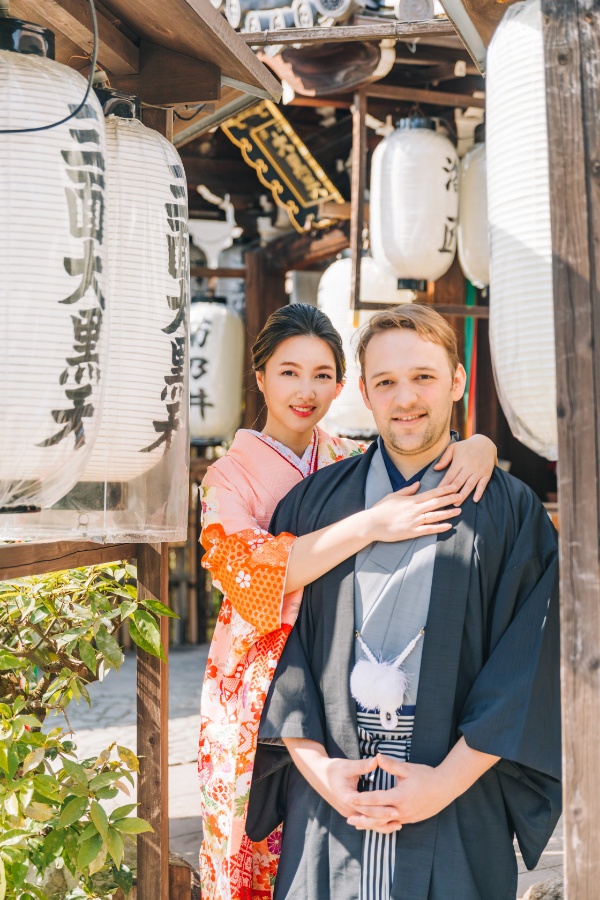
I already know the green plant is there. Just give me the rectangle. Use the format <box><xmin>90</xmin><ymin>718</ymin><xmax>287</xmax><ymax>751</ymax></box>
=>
<box><xmin>0</xmin><ymin>563</ymin><xmax>177</xmax><ymax>899</ymax></box>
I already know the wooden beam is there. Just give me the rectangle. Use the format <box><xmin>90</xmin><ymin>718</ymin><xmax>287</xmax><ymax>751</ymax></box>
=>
<box><xmin>136</xmin><ymin>544</ymin><xmax>170</xmax><ymax>900</ymax></box>
<box><xmin>350</xmin><ymin>91</ymin><xmax>367</xmax><ymax>313</ymax></box>
<box><xmin>142</xmin><ymin>107</ymin><xmax>174</xmax><ymax>143</ymax></box>
<box><xmin>191</xmin><ymin>266</ymin><xmax>246</xmax><ymax>279</ymax></box>
<box><xmin>265</xmin><ymin>224</ymin><xmax>350</xmax><ymax>274</ymax></box>
<box><xmin>111</xmin><ymin>40</ymin><xmax>220</xmax><ymax>105</ymax></box>
<box><xmin>24</xmin><ymin>0</ymin><xmax>139</xmax><ymax>74</ymax></box>
<box><xmin>0</xmin><ymin>541</ymin><xmax>136</xmax><ymax>581</ymax></box>
<box><xmin>542</xmin><ymin>1</ymin><xmax>600</xmax><ymax>897</ymax></box>
<box><xmin>365</xmin><ymin>82</ymin><xmax>485</xmax><ymax>109</ymax></box>
<box><xmin>240</xmin><ymin>18</ymin><xmax>456</xmax><ymax>46</ymax></box>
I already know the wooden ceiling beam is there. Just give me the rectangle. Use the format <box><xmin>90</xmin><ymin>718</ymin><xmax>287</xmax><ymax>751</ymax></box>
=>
<box><xmin>111</xmin><ymin>41</ymin><xmax>220</xmax><ymax>105</ymax></box>
<box><xmin>241</xmin><ymin>18</ymin><xmax>456</xmax><ymax>47</ymax></box>
<box><xmin>366</xmin><ymin>81</ymin><xmax>484</xmax><ymax>108</ymax></box>
<box><xmin>26</xmin><ymin>0</ymin><xmax>139</xmax><ymax>74</ymax></box>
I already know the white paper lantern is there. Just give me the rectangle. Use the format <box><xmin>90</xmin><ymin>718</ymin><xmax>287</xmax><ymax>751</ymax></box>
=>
<box><xmin>190</xmin><ymin>301</ymin><xmax>244</xmax><ymax>441</ymax></box>
<box><xmin>487</xmin><ymin>0</ymin><xmax>557</xmax><ymax>460</ymax></box>
<box><xmin>78</xmin><ymin>115</ymin><xmax>190</xmax><ymax>481</ymax></box>
<box><xmin>318</xmin><ymin>257</ymin><xmax>413</xmax><ymax>438</ymax></box>
<box><xmin>458</xmin><ymin>141</ymin><xmax>490</xmax><ymax>289</ymax></box>
<box><xmin>370</xmin><ymin>119</ymin><xmax>459</xmax><ymax>290</ymax></box>
<box><xmin>0</xmin><ymin>50</ymin><xmax>108</xmax><ymax>510</ymax></box>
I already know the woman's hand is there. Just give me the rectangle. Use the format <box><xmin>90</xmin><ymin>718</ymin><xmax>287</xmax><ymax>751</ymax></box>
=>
<box><xmin>435</xmin><ymin>434</ymin><xmax>497</xmax><ymax>503</ymax></box>
<box><xmin>368</xmin><ymin>483</ymin><xmax>462</xmax><ymax>543</ymax></box>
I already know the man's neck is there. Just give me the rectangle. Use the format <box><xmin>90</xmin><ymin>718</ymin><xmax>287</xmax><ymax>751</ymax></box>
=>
<box><xmin>382</xmin><ymin>432</ymin><xmax>453</xmax><ymax>480</ymax></box>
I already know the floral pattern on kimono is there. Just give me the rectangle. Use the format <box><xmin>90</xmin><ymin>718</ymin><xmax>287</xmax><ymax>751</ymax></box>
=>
<box><xmin>199</xmin><ymin>428</ymin><xmax>364</xmax><ymax>900</ymax></box>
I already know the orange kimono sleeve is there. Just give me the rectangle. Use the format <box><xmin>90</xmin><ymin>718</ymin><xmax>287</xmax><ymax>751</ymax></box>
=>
<box><xmin>200</xmin><ymin>475</ymin><xmax>296</xmax><ymax>635</ymax></box>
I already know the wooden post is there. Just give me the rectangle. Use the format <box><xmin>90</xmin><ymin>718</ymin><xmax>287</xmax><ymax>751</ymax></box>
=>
<box><xmin>350</xmin><ymin>91</ymin><xmax>367</xmax><ymax>312</ymax></box>
<box><xmin>542</xmin><ymin>2</ymin><xmax>600</xmax><ymax>896</ymax></box>
<box><xmin>136</xmin><ymin>543</ymin><xmax>170</xmax><ymax>900</ymax></box>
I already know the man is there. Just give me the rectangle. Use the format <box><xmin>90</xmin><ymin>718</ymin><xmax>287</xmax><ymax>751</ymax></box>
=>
<box><xmin>246</xmin><ymin>304</ymin><xmax>561</xmax><ymax>900</ymax></box>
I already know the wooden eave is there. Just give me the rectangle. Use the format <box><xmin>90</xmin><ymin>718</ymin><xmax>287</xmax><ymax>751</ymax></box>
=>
<box><xmin>12</xmin><ymin>0</ymin><xmax>281</xmax><ymax>130</ymax></box>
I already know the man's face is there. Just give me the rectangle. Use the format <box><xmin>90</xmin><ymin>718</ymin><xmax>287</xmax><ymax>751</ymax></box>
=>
<box><xmin>359</xmin><ymin>328</ymin><xmax>466</xmax><ymax>457</ymax></box>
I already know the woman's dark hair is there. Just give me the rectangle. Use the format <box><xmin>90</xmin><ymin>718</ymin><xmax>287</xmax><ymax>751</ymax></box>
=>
<box><xmin>251</xmin><ymin>303</ymin><xmax>346</xmax><ymax>382</ymax></box>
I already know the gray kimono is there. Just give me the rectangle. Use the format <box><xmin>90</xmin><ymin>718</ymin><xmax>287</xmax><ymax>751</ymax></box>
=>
<box><xmin>246</xmin><ymin>440</ymin><xmax>561</xmax><ymax>900</ymax></box>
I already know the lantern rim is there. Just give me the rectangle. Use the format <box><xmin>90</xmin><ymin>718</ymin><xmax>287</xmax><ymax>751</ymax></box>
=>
<box><xmin>0</xmin><ymin>15</ymin><xmax>55</xmax><ymax>58</ymax></box>
<box><xmin>395</xmin><ymin>117</ymin><xmax>436</xmax><ymax>132</ymax></box>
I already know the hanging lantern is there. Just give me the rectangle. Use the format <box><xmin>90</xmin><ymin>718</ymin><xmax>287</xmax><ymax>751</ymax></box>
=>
<box><xmin>487</xmin><ymin>0</ymin><xmax>556</xmax><ymax>460</ymax></box>
<box><xmin>318</xmin><ymin>257</ymin><xmax>413</xmax><ymax>438</ymax></box>
<box><xmin>370</xmin><ymin>118</ymin><xmax>459</xmax><ymax>291</ymax></box>
<box><xmin>458</xmin><ymin>141</ymin><xmax>489</xmax><ymax>289</ymax></box>
<box><xmin>190</xmin><ymin>300</ymin><xmax>244</xmax><ymax>442</ymax></box>
<box><xmin>79</xmin><ymin>112</ymin><xmax>190</xmax><ymax>482</ymax></box>
<box><xmin>0</xmin><ymin>31</ymin><xmax>108</xmax><ymax>511</ymax></box>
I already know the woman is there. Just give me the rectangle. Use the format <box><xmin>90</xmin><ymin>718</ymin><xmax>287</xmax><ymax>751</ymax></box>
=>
<box><xmin>199</xmin><ymin>304</ymin><xmax>497</xmax><ymax>900</ymax></box>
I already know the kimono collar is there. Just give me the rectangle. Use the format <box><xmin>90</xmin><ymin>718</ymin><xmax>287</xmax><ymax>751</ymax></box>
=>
<box><xmin>379</xmin><ymin>431</ymin><xmax>460</xmax><ymax>492</ymax></box>
<box><xmin>243</xmin><ymin>427</ymin><xmax>319</xmax><ymax>478</ymax></box>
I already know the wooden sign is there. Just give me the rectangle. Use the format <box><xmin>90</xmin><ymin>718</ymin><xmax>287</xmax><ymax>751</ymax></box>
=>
<box><xmin>222</xmin><ymin>100</ymin><xmax>344</xmax><ymax>232</ymax></box>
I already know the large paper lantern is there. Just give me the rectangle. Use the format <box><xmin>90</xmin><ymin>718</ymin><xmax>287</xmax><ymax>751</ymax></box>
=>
<box><xmin>80</xmin><ymin>114</ymin><xmax>190</xmax><ymax>482</ymax></box>
<box><xmin>318</xmin><ymin>257</ymin><xmax>413</xmax><ymax>438</ymax></box>
<box><xmin>487</xmin><ymin>0</ymin><xmax>556</xmax><ymax>459</ymax></box>
<box><xmin>0</xmin><ymin>42</ymin><xmax>108</xmax><ymax>511</ymax></box>
<box><xmin>458</xmin><ymin>141</ymin><xmax>489</xmax><ymax>289</ymax></box>
<box><xmin>190</xmin><ymin>300</ymin><xmax>244</xmax><ymax>442</ymax></box>
<box><xmin>370</xmin><ymin>119</ymin><xmax>459</xmax><ymax>291</ymax></box>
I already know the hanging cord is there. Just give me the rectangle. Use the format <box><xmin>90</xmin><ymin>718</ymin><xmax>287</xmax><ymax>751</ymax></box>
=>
<box><xmin>0</xmin><ymin>0</ymin><xmax>99</xmax><ymax>134</ymax></box>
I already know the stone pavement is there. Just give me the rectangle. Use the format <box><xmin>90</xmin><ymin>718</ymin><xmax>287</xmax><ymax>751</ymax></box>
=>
<box><xmin>64</xmin><ymin>645</ymin><xmax>562</xmax><ymax>896</ymax></box>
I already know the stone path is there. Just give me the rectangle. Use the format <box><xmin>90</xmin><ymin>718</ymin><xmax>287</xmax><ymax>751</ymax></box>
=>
<box><xmin>64</xmin><ymin>645</ymin><xmax>563</xmax><ymax>894</ymax></box>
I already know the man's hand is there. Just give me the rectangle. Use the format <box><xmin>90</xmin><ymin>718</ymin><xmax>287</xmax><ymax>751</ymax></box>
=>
<box><xmin>347</xmin><ymin>738</ymin><xmax>500</xmax><ymax>834</ymax></box>
<box><xmin>347</xmin><ymin>756</ymin><xmax>447</xmax><ymax>833</ymax></box>
<box><xmin>283</xmin><ymin>738</ymin><xmax>377</xmax><ymax>819</ymax></box>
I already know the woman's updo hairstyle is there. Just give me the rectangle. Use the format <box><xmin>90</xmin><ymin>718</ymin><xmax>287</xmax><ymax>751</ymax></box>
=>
<box><xmin>251</xmin><ymin>303</ymin><xmax>346</xmax><ymax>383</ymax></box>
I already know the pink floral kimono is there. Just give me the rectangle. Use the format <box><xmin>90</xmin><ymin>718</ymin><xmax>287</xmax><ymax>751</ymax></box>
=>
<box><xmin>199</xmin><ymin>426</ymin><xmax>363</xmax><ymax>900</ymax></box>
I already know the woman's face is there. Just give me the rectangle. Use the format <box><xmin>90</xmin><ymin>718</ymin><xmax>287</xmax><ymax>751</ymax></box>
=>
<box><xmin>256</xmin><ymin>335</ymin><xmax>343</xmax><ymax>439</ymax></box>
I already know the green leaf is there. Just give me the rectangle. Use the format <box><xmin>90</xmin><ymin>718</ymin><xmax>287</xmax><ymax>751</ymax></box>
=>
<box><xmin>90</xmin><ymin>800</ymin><xmax>108</xmax><ymax>839</ymax></box>
<box><xmin>77</xmin><ymin>638</ymin><xmax>97</xmax><ymax>676</ymax></box>
<box><xmin>89</xmin><ymin>840</ymin><xmax>107</xmax><ymax>875</ymax></box>
<box><xmin>95</xmin><ymin>787</ymin><xmax>119</xmax><ymax>800</ymax></box>
<box><xmin>0</xmin><ymin>828</ymin><xmax>31</xmax><ymax>848</ymax></box>
<box><xmin>141</xmin><ymin>598</ymin><xmax>179</xmax><ymax>619</ymax></box>
<box><xmin>58</xmin><ymin>796</ymin><xmax>88</xmax><ymax>829</ymax></box>
<box><xmin>113</xmin><ymin>863</ymin><xmax>133</xmax><ymax>895</ymax></box>
<box><xmin>129</xmin><ymin>611</ymin><xmax>165</xmax><ymax>661</ymax></box>
<box><xmin>17</xmin><ymin>715</ymin><xmax>42</xmax><ymax>729</ymax></box>
<box><xmin>117</xmin><ymin>746</ymin><xmax>139</xmax><ymax>774</ymax></box>
<box><xmin>42</xmin><ymin>828</ymin><xmax>65</xmax><ymax>863</ymax></box>
<box><xmin>23</xmin><ymin>802</ymin><xmax>53</xmax><ymax>822</ymax></box>
<box><xmin>78</xmin><ymin>822</ymin><xmax>98</xmax><ymax>842</ymax></box>
<box><xmin>77</xmin><ymin>832</ymin><xmax>103</xmax><ymax>869</ymax></box>
<box><xmin>0</xmin><ymin>856</ymin><xmax>6</xmax><ymax>900</ymax></box>
<box><xmin>61</xmin><ymin>757</ymin><xmax>88</xmax><ymax>787</ymax></box>
<box><xmin>0</xmin><ymin>651</ymin><xmax>20</xmax><ymax>671</ymax></box>
<box><xmin>106</xmin><ymin>827</ymin><xmax>124</xmax><ymax>868</ymax></box>
<box><xmin>109</xmin><ymin>803</ymin><xmax>138</xmax><ymax>822</ymax></box>
<box><xmin>112</xmin><ymin>816</ymin><xmax>153</xmax><ymax>835</ymax></box>
<box><xmin>119</xmin><ymin>600</ymin><xmax>138</xmax><ymax>620</ymax></box>
<box><xmin>7</xmin><ymin>747</ymin><xmax>19</xmax><ymax>780</ymax></box>
<box><xmin>95</xmin><ymin>626</ymin><xmax>123</xmax><ymax>670</ymax></box>
<box><xmin>89</xmin><ymin>771</ymin><xmax>119</xmax><ymax>791</ymax></box>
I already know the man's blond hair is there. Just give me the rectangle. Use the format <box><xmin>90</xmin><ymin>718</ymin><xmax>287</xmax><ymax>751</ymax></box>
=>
<box><xmin>356</xmin><ymin>304</ymin><xmax>460</xmax><ymax>377</ymax></box>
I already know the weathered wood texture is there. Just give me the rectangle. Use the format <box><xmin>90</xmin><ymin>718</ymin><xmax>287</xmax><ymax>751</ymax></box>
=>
<box><xmin>0</xmin><ymin>542</ymin><xmax>136</xmax><ymax>581</ymax></box>
<box><xmin>102</xmin><ymin>0</ymin><xmax>281</xmax><ymax>97</ymax></box>
<box><xmin>350</xmin><ymin>92</ymin><xmax>367</xmax><ymax>312</ymax></box>
<box><xmin>365</xmin><ymin>82</ymin><xmax>485</xmax><ymax>109</ymax></box>
<box><xmin>242</xmin><ymin>248</ymin><xmax>287</xmax><ymax>430</ymax></box>
<box><xmin>111</xmin><ymin>41</ymin><xmax>221</xmax><ymax>105</ymax></box>
<box><xmin>22</xmin><ymin>0</ymin><xmax>139</xmax><ymax>74</ymax></box>
<box><xmin>241</xmin><ymin>18</ymin><xmax>456</xmax><ymax>45</ymax></box>
<box><xmin>191</xmin><ymin>266</ymin><xmax>246</xmax><ymax>279</ymax></box>
<box><xmin>142</xmin><ymin>107</ymin><xmax>174</xmax><ymax>144</ymax></box>
<box><xmin>433</xmin><ymin>256</ymin><xmax>466</xmax><ymax>436</ymax></box>
<box><xmin>542</xmin><ymin>2</ymin><xmax>600</xmax><ymax>897</ymax></box>
<box><xmin>136</xmin><ymin>543</ymin><xmax>170</xmax><ymax>900</ymax></box>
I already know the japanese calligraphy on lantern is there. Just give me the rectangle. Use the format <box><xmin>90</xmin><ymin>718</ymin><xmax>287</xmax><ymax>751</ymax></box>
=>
<box><xmin>39</xmin><ymin>102</ymin><xmax>106</xmax><ymax>451</ymax></box>
<box><xmin>439</xmin><ymin>155</ymin><xmax>459</xmax><ymax>255</ymax></box>
<box><xmin>222</xmin><ymin>100</ymin><xmax>344</xmax><ymax>233</ymax></box>
<box><xmin>142</xmin><ymin>163</ymin><xmax>190</xmax><ymax>454</ymax></box>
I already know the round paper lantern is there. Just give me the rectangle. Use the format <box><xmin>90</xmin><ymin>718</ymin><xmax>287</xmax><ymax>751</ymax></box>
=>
<box><xmin>487</xmin><ymin>0</ymin><xmax>556</xmax><ymax>459</ymax></box>
<box><xmin>0</xmin><ymin>47</ymin><xmax>108</xmax><ymax>510</ymax></box>
<box><xmin>370</xmin><ymin>119</ymin><xmax>459</xmax><ymax>291</ymax></box>
<box><xmin>458</xmin><ymin>141</ymin><xmax>489</xmax><ymax>289</ymax></box>
<box><xmin>190</xmin><ymin>301</ymin><xmax>244</xmax><ymax>442</ymax></box>
<box><xmin>318</xmin><ymin>257</ymin><xmax>413</xmax><ymax>438</ymax></box>
<box><xmin>80</xmin><ymin>114</ymin><xmax>190</xmax><ymax>481</ymax></box>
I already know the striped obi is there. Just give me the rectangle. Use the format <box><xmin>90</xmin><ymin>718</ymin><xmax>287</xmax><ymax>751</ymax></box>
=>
<box><xmin>357</xmin><ymin>704</ymin><xmax>415</xmax><ymax>900</ymax></box>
